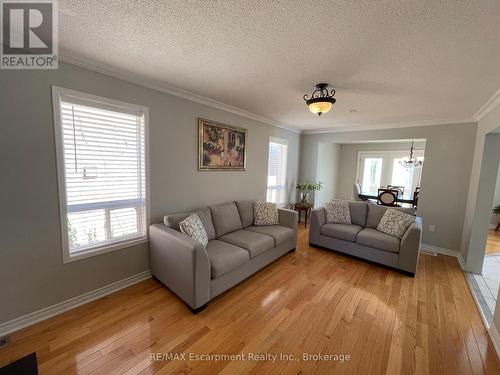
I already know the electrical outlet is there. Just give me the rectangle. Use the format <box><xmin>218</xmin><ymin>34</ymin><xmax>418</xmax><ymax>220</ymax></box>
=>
<box><xmin>0</xmin><ymin>336</ymin><xmax>8</xmax><ymax>347</ymax></box>
<box><xmin>428</xmin><ymin>225</ymin><xmax>436</xmax><ymax>233</ymax></box>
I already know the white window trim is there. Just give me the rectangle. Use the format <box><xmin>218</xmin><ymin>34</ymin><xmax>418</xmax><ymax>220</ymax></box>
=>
<box><xmin>52</xmin><ymin>86</ymin><xmax>150</xmax><ymax>264</ymax></box>
<box><xmin>267</xmin><ymin>136</ymin><xmax>289</xmax><ymax>207</ymax></box>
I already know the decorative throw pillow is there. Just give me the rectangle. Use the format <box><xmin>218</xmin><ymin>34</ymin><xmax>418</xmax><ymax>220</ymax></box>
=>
<box><xmin>179</xmin><ymin>213</ymin><xmax>208</xmax><ymax>247</ymax></box>
<box><xmin>324</xmin><ymin>200</ymin><xmax>351</xmax><ymax>224</ymax></box>
<box><xmin>254</xmin><ymin>201</ymin><xmax>279</xmax><ymax>226</ymax></box>
<box><xmin>377</xmin><ymin>209</ymin><xmax>415</xmax><ymax>238</ymax></box>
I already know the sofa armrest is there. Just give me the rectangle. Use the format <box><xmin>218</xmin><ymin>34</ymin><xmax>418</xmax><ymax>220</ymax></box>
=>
<box><xmin>398</xmin><ymin>216</ymin><xmax>423</xmax><ymax>274</ymax></box>
<box><xmin>278</xmin><ymin>208</ymin><xmax>298</xmax><ymax>248</ymax></box>
<box><xmin>149</xmin><ymin>224</ymin><xmax>211</xmax><ymax>309</ymax></box>
<box><xmin>278</xmin><ymin>208</ymin><xmax>298</xmax><ymax>229</ymax></box>
<box><xmin>309</xmin><ymin>208</ymin><xmax>326</xmax><ymax>245</ymax></box>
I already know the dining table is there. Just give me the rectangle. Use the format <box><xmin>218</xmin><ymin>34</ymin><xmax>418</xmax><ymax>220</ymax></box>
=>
<box><xmin>358</xmin><ymin>192</ymin><xmax>416</xmax><ymax>205</ymax></box>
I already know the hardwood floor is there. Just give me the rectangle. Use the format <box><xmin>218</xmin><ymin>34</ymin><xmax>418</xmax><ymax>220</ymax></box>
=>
<box><xmin>1</xmin><ymin>227</ymin><xmax>499</xmax><ymax>374</ymax></box>
<box><xmin>486</xmin><ymin>229</ymin><xmax>500</xmax><ymax>255</ymax></box>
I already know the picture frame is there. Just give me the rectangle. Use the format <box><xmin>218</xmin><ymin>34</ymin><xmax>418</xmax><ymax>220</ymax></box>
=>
<box><xmin>198</xmin><ymin>118</ymin><xmax>247</xmax><ymax>171</ymax></box>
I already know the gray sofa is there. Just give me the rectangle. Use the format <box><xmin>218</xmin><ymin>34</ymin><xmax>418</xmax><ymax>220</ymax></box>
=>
<box><xmin>309</xmin><ymin>202</ymin><xmax>422</xmax><ymax>275</ymax></box>
<box><xmin>150</xmin><ymin>201</ymin><xmax>298</xmax><ymax>313</ymax></box>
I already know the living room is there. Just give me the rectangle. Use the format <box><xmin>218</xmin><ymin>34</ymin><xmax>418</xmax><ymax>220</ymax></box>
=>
<box><xmin>1</xmin><ymin>1</ymin><xmax>500</xmax><ymax>374</ymax></box>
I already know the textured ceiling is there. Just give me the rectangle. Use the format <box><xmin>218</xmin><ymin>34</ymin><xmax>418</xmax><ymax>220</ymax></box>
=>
<box><xmin>58</xmin><ymin>0</ymin><xmax>500</xmax><ymax>131</ymax></box>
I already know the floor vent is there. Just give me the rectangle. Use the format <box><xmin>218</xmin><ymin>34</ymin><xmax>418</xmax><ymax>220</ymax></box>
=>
<box><xmin>0</xmin><ymin>336</ymin><xmax>8</xmax><ymax>347</ymax></box>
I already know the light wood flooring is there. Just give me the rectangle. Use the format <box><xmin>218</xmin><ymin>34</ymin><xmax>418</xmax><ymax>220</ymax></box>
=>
<box><xmin>486</xmin><ymin>229</ymin><xmax>500</xmax><ymax>255</ymax></box>
<box><xmin>0</xmin><ymin>227</ymin><xmax>499</xmax><ymax>374</ymax></box>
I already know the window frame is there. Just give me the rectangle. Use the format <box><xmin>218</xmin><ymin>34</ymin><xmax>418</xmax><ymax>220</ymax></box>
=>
<box><xmin>266</xmin><ymin>136</ymin><xmax>289</xmax><ymax>207</ymax></box>
<box><xmin>355</xmin><ymin>150</ymin><xmax>424</xmax><ymax>196</ymax></box>
<box><xmin>52</xmin><ymin>86</ymin><xmax>150</xmax><ymax>264</ymax></box>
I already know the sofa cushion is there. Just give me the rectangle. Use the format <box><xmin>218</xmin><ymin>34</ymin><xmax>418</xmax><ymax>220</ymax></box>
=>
<box><xmin>366</xmin><ymin>204</ymin><xmax>415</xmax><ymax>229</ymax></box>
<box><xmin>163</xmin><ymin>212</ymin><xmax>190</xmax><ymax>231</ymax></box>
<box><xmin>348</xmin><ymin>201</ymin><xmax>368</xmax><ymax>227</ymax></box>
<box><xmin>320</xmin><ymin>223</ymin><xmax>363</xmax><ymax>242</ymax></box>
<box><xmin>206</xmin><ymin>240</ymin><xmax>250</xmax><ymax>279</ymax></box>
<box><xmin>164</xmin><ymin>209</ymin><xmax>215</xmax><ymax>240</ymax></box>
<box><xmin>196</xmin><ymin>207</ymin><xmax>216</xmax><ymax>240</ymax></box>
<box><xmin>179</xmin><ymin>213</ymin><xmax>208</xmax><ymax>247</ymax></box>
<box><xmin>377</xmin><ymin>209</ymin><xmax>415</xmax><ymax>238</ymax></box>
<box><xmin>219</xmin><ymin>230</ymin><xmax>274</xmax><ymax>258</ymax></box>
<box><xmin>236</xmin><ymin>200</ymin><xmax>255</xmax><ymax>228</ymax></box>
<box><xmin>210</xmin><ymin>202</ymin><xmax>243</xmax><ymax>237</ymax></box>
<box><xmin>246</xmin><ymin>225</ymin><xmax>293</xmax><ymax>246</ymax></box>
<box><xmin>254</xmin><ymin>201</ymin><xmax>279</xmax><ymax>226</ymax></box>
<box><xmin>325</xmin><ymin>200</ymin><xmax>351</xmax><ymax>224</ymax></box>
<box><xmin>356</xmin><ymin>228</ymin><xmax>400</xmax><ymax>253</ymax></box>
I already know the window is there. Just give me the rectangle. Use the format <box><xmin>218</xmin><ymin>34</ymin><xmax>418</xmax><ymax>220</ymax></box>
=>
<box><xmin>266</xmin><ymin>137</ymin><xmax>288</xmax><ymax>206</ymax></box>
<box><xmin>52</xmin><ymin>87</ymin><xmax>149</xmax><ymax>263</ymax></box>
<box><xmin>356</xmin><ymin>150</ymin><xmax>424</xmax><ymax>195</ymax></box>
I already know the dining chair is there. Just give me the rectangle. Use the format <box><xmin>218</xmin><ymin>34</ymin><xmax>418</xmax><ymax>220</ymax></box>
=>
<box><xmin>412</xmin><ymin>188</ymin><xmax>420</xmax><ymax>207</ymax></box>
<box><xmin>353</xmin><ymin>183</ymin><xmax>365</xmax><ymax>201</ymax></box>
<box><xmin>377</xmin><ymin>189</ymin><xmax>400</xmax><ymax>207</ymax></box>
<box><xmin>387</xmin><ymin>185</ymin><xmax>404</xmax><ymax>196</ymax></box>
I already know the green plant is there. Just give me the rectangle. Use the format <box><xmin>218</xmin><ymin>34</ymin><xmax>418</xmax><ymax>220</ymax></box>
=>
<box><xmin>493</xmin><ymin>205</ymin><xmax>500</xmax><ymax>215</ymax></box>
<box><xmin>296</xmin><ymin>181</ymin><xmax>323</xmax><ymax>204</ymax></box>
<box><xmin>296</xmin><ymin>181</ymin><xmax>323</xmax><ymax>192</ymax></box>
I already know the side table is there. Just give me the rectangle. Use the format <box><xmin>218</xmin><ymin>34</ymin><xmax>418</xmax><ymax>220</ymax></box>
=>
<box><xmin>292</xmin><ymin>203</ymin><xmax>313</xmax><ymax>228</ymax></box>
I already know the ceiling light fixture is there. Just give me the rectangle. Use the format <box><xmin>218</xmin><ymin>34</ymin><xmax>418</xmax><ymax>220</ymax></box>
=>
<box><xmin>303</xmin><ymin>83</ymin><xmax>336</xmax><ymax>116</ymax></box>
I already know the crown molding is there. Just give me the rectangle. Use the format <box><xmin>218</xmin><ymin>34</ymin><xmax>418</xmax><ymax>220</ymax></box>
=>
<box><xmin>301</xmin><ymin>118</ymin><xmax>475</xmax><ymax>134</ymax></box>
<box><xmin>59</xmin><ymin>52</ymin><xmax>302</xmax><ymax>134</ymax></box>
<box><xmin>59</xmin><ymin>51</ymin><xmax>490</xmax><ymax>135</ymax></box>
<box><xmin>473</xmin><ymin>88</ymin><xmax>500</xmax><ymax>121</ymax></box>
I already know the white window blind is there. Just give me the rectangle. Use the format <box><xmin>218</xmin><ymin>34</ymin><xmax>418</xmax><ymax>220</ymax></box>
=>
<box><xmin>267</xmin><ymin>137</ymin><xmax>288</xmax><ymax>206</ymax></box>
<box><xmin>53</xmin><ymin>87</ymin><xmax>148</xmax><ymax>261</ymax></box>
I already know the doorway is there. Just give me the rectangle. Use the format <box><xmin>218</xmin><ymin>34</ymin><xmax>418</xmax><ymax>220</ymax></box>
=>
<box><xmin>466</xmin><ymin>131</ymin><xmax>500</xmax><ymax>324</ymax></box>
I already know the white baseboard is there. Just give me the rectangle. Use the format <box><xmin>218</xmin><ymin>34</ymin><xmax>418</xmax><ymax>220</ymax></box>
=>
<box><xmin>420</xmin><ymin>243</ymin><xmax>467</xmax><ymax>271</ymax></box>
<box><xmin>0</xmin><ymin>270</ymin><xmax>151</xmax><ymax>337</ymax></box>
<box><xmin>464</xmin><ymin>274</ymin><xmax>490</xmax><ymax>330</ymax></box>
<box><xmin>457</xmin><ymin>253</ymin><xmax>467</xmax><ymax>270</ymax></box>
<box><xmin>420</xmin><ymin>243</ymin><xmax>458</xmax><ymax>257</ymax></box>
<box><xmin>488</xmin><ymin>324</ymin><xmax>500</xmax><ymax>360</ymax></box>
<box><xmin>489</xmin><ymin>224</ymin><xmax>497</xmax><ymax>230</ymax></box>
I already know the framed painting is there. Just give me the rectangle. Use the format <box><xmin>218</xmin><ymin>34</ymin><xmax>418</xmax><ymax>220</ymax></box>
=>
<box><xmin>198</xmin><ymin>118</ymin><xmax>247</xmax><ymax>171</ymax></box>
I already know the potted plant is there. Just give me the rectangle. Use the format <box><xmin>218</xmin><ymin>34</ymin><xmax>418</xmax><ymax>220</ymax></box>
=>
<box><xmin>494</xmin><ymin>204</ymin><xmax>500</xmax><ymax>231</ymax></box>
<box><xmin>296</xmin><ymin>181</ymin><xmax>323</xmax><ymax>205</ymax></box>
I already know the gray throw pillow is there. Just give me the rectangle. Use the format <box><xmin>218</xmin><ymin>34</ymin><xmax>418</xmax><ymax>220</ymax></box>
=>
<box><xmin>377</xmin><ymin>209</ymin><xmax>415</xmax><ymax>238</ymax></box>
<box><xmin>325</xmin><ymin>200</ymin><xmax>351</xmax><ymax>224</ymax></box>
<box><xmin>179</xmin><ymin>213</ymin><xmax>208</xmax><ymax>247</ymax></box>
<box><xmin>254</xmin><ymin>201</ymin><xmax>279</xmax><ymax>226</ymax></box>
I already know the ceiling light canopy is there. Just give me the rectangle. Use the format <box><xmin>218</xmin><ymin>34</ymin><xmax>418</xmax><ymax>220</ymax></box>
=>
<box><xmin>303</xmin><ymin>83</ymin><xmax>336</xmax><ymax>116</ymax></box>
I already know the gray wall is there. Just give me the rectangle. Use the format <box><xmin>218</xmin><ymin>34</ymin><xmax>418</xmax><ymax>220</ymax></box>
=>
<box><xmin>460</xmin><ymin>104</ymin><xmax>500</xmax><ymax>273</ymax></box>
<box><xmin>299</xmin><ymin>123</ymin><xmax>477</xmax><ymax>251</ymax></box>
<box><xmin>315</xmin><ymin>143</ymin><xmax>340</xmax><ymax>206</ymax></box>
<box><xmin>0</xmin><ymin>62</ymin><xmax>300</xmax><ymax>323</ymax></box>
<box><xmin>335</xmin><ymin>141</ymin><xmax>426</xmax><ymax>200</ymax></box>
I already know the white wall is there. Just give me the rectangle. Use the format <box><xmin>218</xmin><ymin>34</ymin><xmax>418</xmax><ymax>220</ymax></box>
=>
<box><xmin>0</xmin><ymin>63</ymin><xmax>300</xmax><ymax>323</ymax></box>
<box><xmin>299</xmin><ymin>123</ymin><xmax>476</xmax><ymax>251</ymax></box>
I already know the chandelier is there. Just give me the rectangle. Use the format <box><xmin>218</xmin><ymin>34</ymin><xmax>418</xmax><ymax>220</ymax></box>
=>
<box><xmin>303</xmin><ymin>83</ymin><xmax>336</xmax><ymax>116</ymax></box>
<box><xmin>400</xmin><ymin>141</ymin><xmax>423</xmax><ymax>169</ymax></box>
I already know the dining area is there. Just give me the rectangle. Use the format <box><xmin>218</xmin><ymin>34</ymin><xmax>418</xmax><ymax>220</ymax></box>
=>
<box><xmin>354</xmin><ymin>183</ymin><xmax>420</xmax><ymax>207</ymax></box>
